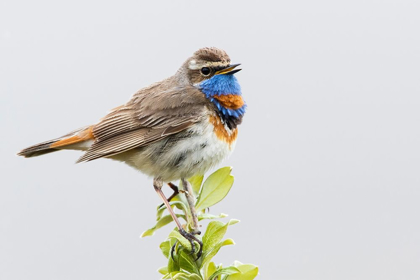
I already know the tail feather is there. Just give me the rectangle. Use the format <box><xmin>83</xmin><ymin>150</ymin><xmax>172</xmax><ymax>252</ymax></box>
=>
<box><xmin>17</xmin><ymin>126</ymin><xmax>94</xmax><ymax>158</ymax></box>
<box><xmin>17</xmin><ymin>140</ymin><xmax>60</xmax><ymax>158</ymax></box>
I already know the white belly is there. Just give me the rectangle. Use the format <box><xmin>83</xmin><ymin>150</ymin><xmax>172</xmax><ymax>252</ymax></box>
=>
<box><xmin>113</xmin><ymin>119</ymin><xmax>236</xmax><ymax>182</ymax></box>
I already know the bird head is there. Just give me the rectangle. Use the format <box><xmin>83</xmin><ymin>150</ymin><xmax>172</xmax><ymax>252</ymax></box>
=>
<box><xmin>181</xmin><ymin>47</ymin><xmax>246</xmax><ymax>127</ymax></box>
<box><xmin>183</xmin><ymin>47</ymin><xmax>242</xmax><ymax>85</ymax></box>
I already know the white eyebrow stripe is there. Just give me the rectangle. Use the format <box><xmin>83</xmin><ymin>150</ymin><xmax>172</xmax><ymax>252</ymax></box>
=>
<box><xmin>188</xmin><ymin>61</ymin><xmax>231</xmax><ymax>70</ymax></box>
<box><xmin>188</xmin><ymin>60</ymin><xmax>201</xmax><ymax>70</ymax></box>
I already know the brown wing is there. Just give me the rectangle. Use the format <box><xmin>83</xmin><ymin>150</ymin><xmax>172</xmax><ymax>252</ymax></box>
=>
<box><xmin>76</xmin><ymin>80</ymin><xmax>208</xmax><ymax>163</ymax></box>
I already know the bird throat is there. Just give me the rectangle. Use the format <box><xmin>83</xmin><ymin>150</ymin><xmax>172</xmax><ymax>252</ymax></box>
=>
<box><xmin>199</xmin><ymin>74</ymin><xmax>246</xmax><ymax>129</ymax></box>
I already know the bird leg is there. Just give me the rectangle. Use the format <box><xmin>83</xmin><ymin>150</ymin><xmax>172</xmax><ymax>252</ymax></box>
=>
<box><xmin>153</xmin><ymin>178</ymin><xmax>202</xmax><ymax>258</ymax></box>
<box><xmin>181</xmin><ymin>178</ymin><xmax>200</xmax><ymax>235</ymax></box>
<box><xmin>158</xmin><ymin>182</ymin><xmax>180</xmax><ymax>209</ymax></box>
<box><xmin>154</xmin><ymin>178</ymin><xmax>183</xmax><ymax>229</ymax></box>
<box><xmin>167</xmin><ymin>182</ymin><xmax>180</xmax><ymax>202</ymax></box>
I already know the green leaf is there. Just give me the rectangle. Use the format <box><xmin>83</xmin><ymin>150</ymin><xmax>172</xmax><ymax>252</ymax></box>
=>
<box><xmin>162</xmin><ymin>272</ymin><xmax>181</xmax><ymax>279</ymax></box>
<box><xmin>140</xmin><ymin>214</ymin><xmax>185</xmax><ymax>238</ymax></box>
<box><xmin>172</xmin><ymin>272</ymin><xmax>202</xmax><ymax>280</ymax></box>
<box><xmin>198</xmin><ymin>213</ymin><xmax>228</xmax><ymax>221</ymax></box>
<box><xmin>179</xmin><ymin>250</ymin><xmax>201</xmax><ymax>275</ymax></box>
<box><xmin>161</xmin><ymin>273</ymin><xmax>172</xmax><ymax>279</ymax></box>
<box><xmin>195</xmin><ymin>167</ymin><xmax>234</xmax><ymax>211</ymax></box>
<box><xmin>167</xmin><ymin>254</ymin><xmax>180</xmax><ymax>273</ymax></box>
<box><xmin>156</xmin><ymin>204</ymin><xmax>166</xmax><ymax>221</ymax></box>
<box><xmin>204</xmin><ymin>261</ymin><xmax>217</xmax><ymax>280</ymax></box>
<box><xmin>157</xmin><ymin>266</ymin><xmax>168</xmax><ymax>275</ymax></box>
<box><xmin>170</xmin><ymin>201</ymin><xmax>189</xmax><ymax>213</ymax></box>
<box><xmin>201</xmin><ymin>238</ymin><xmax>235</xmax><ymax>269</ymax></box>
<box><xmin>160</xmin><ymin>240</ymin><xmax>171</xmax><ymax>258</ymax></box>
<box><xmin>165</xmin><ymin>237</ymin><xmax>182</xmax><ymax>273</ymax></box>
<box><xmin>157</xmin><ymin>200</ymin><xmax>190</xmax><ymax>221</ymax></box>
<box><xmin>202</xmin><ymin>221</ymin><xmax>224</xmax><ymax>251</ymax></box>
<box><xmin>227</xmin><ymin>262</ymin><xmax>259</xmax><ymax>280</ymax></box>
<box><xmin>208</xmin><ymin>266</ymin><xmax>240</xmax><ymax>280</ymax></box>
<box><xmin>188</xmin><ymin>175</ymin><xmax>204</xmax><ymax>196</ymax></box>
<box><xmin>202</xmin><ymin>220</ymin><xmax>239</xmax><ymax>254</ymax></box>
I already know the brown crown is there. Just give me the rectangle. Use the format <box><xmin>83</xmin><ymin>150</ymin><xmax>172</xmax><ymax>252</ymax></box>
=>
<box><xmin>193</xmin><ymin>47</ymin><xmax>230</xmax><ymax>63</ymax></box>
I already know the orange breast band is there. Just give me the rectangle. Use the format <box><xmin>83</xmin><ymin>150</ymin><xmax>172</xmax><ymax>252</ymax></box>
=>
<box><xmin>209</xmin><ymin>115</ymin><xmax>238</xmax><ymax>147</ymax></box>
<box><xmin>213</xmin><ymin>95</ymin><xmax>244</xmax><ymax>110</ymax></box>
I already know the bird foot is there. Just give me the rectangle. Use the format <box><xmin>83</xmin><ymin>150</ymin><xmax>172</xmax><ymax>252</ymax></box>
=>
<box><xmin>171</xmin><ymin>228</ymin><xmax>203</xmax><ymax>260</ymax></box>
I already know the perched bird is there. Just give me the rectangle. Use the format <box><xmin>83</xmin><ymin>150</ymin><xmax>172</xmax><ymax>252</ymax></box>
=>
<box><xmin>18</xmin><ymin>47</ymin><xmax>246</xmax><ymax>257</ymax></box>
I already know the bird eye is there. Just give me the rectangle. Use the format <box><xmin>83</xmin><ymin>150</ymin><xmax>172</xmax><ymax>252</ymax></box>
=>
<box><xmin>200</xmin><ymin>67</ymin><xmax>211</xmax><ymax>76</ymax></box>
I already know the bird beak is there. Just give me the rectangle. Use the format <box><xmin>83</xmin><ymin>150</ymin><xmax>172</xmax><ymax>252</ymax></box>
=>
<box><xmin>215</xmin><ymin>63</ymin><xmax>242</xmax><ymax>75</ymax></box>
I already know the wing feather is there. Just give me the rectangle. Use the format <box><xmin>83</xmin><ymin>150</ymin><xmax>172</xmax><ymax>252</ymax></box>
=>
<box><xmin>77</xmin><ymin>81</ymin><xmax>208</xmax><ymax>162</ymax></box>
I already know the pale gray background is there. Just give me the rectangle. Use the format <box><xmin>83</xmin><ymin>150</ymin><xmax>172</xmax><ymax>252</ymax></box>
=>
<box><xmin>1</xmin><ymin>0</ymin><xmax>420</xmax><ymax>279</ymax></box>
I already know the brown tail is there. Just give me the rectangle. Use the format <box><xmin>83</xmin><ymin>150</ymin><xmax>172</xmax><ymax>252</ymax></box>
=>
<box><xmin>18</xmin><ymin>126</ymin><xmax>94</xmax><ymax>158</ymax></box>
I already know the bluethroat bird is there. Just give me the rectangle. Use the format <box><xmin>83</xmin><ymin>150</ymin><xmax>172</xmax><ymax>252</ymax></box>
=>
<box><xmin>18</xmin><ymin>47</ymin><xmax>246</xmax><ymax>258</ymax></box>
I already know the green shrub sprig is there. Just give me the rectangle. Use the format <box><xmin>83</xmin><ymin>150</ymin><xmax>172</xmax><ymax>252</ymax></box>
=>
<box><xmin>142</xmin><ymin>167</ymin><xmax>258</xmax><ymax>280</ymax></box>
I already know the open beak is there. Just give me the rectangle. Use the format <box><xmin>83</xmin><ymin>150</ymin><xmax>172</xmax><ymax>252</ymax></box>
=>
<box><xmin>215</xmin><ymin>63</ymin><xmax>242</xmax><ymax>75</ymax></box>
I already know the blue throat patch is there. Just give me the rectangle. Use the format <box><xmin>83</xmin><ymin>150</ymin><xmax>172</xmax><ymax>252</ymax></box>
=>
<box><xmin>199</xmin><ymin>74</ymin><xmax>247</xmax><ymax>119</ymax></box>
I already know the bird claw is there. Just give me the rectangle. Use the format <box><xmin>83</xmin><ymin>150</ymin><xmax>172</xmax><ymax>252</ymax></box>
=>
<box><xmin>180</xmin><ymin>228</ymin><xmax>203</xmax><ymax>260</ymax></box>
<box><xmin>170</xmin><ymin>240</ymin><xmax>178</xmax><ymax>261</ymax></box>
<box><xmin>170</xmin><ymin>228</ymin><xmax>203</xmax><ymax>260</ymax></box>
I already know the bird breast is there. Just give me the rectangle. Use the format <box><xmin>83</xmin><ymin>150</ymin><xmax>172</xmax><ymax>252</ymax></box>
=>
<box><xmin>116</xmin><ymin>114</ymin><xmax>237</xmax><ymax>182</ymax></box>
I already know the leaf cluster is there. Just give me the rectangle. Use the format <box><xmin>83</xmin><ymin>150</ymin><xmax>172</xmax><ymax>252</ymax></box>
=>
<box><xmin>141</xmin><ymin>167</ymin><xmax>258</xmax><ymax>279</ymax></box>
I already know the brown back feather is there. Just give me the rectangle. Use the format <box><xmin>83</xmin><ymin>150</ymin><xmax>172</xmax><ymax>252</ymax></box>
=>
<box><xmin>77</xmin><ymin>77</ymin><xmax>208</xmax><ymax>162</ymax></box>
